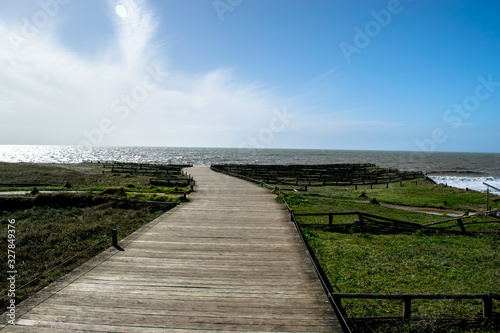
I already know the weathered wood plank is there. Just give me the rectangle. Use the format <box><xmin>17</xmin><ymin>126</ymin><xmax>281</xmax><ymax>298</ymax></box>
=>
<box><xmin>2</xmin><ymin>166</ymin><xmax>341</xmax><ymax>332</ymax></box>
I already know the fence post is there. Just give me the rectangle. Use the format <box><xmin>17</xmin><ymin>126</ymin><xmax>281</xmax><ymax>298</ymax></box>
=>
<box><xmin>358</xmin><ymin>213</ymin><xmax>365</xmax><ymax>231</ymax></box>
<box><xmin>483</xmin><ymin>294</ymin><xmax>493</xmax><ymax>319</ymax></box>
<box><xmin>457</xmin><ymin>219</ymin><xmax>466</xmax><ymax>234</ymax></box>
<box><xmin>328</xmin><ymin>213</ymin><xmax>333</xmax><ymax>225</ymax></box>
<box><xmin>403</xmin><ymin>297</ymin><xmax>411</xmax><ymax>323</ymax></box>
<box><xmin>112</xmin><ymin>229</ymin><xmax>118</xmax><ymax>249</ymax></box>
<box><xmin>394</xmin><ymin>220</ymin><xmax>399</xmax><ymax>231</ymax></box>
<box><xmin>486</xmin><ymin>188</ymin><xmax>489</xmax><ymax>213</ymax></box>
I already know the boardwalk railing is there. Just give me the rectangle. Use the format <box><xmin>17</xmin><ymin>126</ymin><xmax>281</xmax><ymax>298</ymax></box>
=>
<box><xmin>284</xmin><ymin>196</ymin><xmax>353</xmax><ymax>333</ymax></box>
<box><xmin>0</xmin><ymin>230</ymin><xmax>121</xmax><ymax>302</ymax></box>
<box><xmin>294</xmin><ymin>211</ymin><xmax>500</xmax><ymax>235</ymax></box>
<box><xmin>332</xmin><ymin>292</ymin><xmax>500</xmax><ymax>323</ymax></box>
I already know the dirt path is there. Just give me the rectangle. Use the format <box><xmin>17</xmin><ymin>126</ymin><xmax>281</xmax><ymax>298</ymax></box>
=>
<box><xmin>311</xmin><ymin>196</ymin><xmax>466</xmax><ymax>216</ymax></box>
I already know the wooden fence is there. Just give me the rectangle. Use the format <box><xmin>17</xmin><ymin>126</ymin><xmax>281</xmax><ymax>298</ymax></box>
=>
<box><xmin>332</xmin><ymin>292</ymin><xmax>500</xmax><ymax>323</ymax></box>
<box><xmin>211</xmin><ymin>164</ymin><xmax>424</xmax><ymax>188</ymax></box>
<box><xmin>290</xmin><ymin>209</ymin><xmax>500</xmax><ymax>326</ymax></box>
<box><xmin>294</xmin><ymin>211</ymin><xmax>500</xmax><ymax>235</ymax></box>
<box><xmin>102</xmin><ymin>162</ymin><xmax>193</xmax><ymax>187</ymax></box>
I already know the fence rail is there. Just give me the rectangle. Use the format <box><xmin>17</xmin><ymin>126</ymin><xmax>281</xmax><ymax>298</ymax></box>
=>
<box><xmin>211</xmin><ymin>164</ymin><xmax>424</xmax><ymax>188</ymax></box>
<box><xmin>0</xmin><ymin>230</ymin><xmax>122</xmax><ymax>301</ymax></box>
<box><xmin>101</xmin><ymin>162</ymin><xmax>194</xmax><ymax>187</ymax></box>
<box><xmin>332</xmin><ymin>292</ymin><xmax>500</xmax><ymax>323</ymax></box>
<box><xmin>294</xmin><ymin>211</ymin><xmax>500</xmax><ymax>235</ymax></box>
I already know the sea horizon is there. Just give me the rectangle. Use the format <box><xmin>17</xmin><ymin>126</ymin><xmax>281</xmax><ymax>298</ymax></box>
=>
<box><xmin>1</xmin><ymin>145</ymin><xmax>499</xmax><ymax>193</ymax></box>
<box><xmin>1</xmin><ymin>144</ymin><xmax>499</xmax><ymax>154</ymax></box>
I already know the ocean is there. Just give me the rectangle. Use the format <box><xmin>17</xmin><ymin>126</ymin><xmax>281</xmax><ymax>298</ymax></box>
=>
<box><xmin>0</xmin><ymin>145</ymin><xmax>499</xmax><ymax>193</ymax></box>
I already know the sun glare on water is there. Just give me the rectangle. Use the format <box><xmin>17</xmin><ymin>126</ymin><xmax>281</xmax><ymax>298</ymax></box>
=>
<box><xmin>115</xmin><ymin>4</ymin><xmax>127</xmax><ymax>18</ymax></box>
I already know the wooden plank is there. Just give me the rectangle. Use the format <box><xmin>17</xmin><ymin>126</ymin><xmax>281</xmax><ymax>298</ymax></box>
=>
<box><xmin>2</xmin><ymin>166</ymin><xmax>341</xmax><ymax>332</ymax></box>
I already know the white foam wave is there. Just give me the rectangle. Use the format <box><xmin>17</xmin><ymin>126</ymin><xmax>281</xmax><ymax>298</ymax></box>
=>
<box><xmin>428</xmin><ymin>175</ymin><xmax>500</xmax><ymax>193</ymax></box>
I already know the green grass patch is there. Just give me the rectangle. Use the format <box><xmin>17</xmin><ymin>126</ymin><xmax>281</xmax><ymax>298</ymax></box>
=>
<box><xmin>282</xmin><ymin>193</ymin><xmax>500</xmax><ymax>233</ymax></box>
<box><xmin>0</xmin><ymin>197</ymin><xmax>167</xmax><ymax>313</ymax></box>
<box><xmin>281</xmin><ymin>192</ymin><xmax>446</xmax><ymax>225</ymax></box>
<box><xmin>0</xmin><ymin>162</ymin><xmax>192</xmax><ymax>314</ymax></box>
<box><xmin>127</xmin><ymin>192</ymin><xmax>188</xmax><ymax>203</ymax></box>
<box><xmin>280</xmin><ymin>182</ymin><xmax>500</xmax><ymax>328</ymax></box>
<box><xmin>0</xmin><ymin>162</ymin><xmax>147</xmax><ymax>188</ymax></box>
<box><xmin>0</xmin><ymin>163</ymin><xmax>192</xmax><ymax>192</ymax></box>
<box><xmin>303</xmin><ymin>228</ymin><xmax>500</xmax><ymax>318</ymax></box>
<box><xmin>304</xmin><ymin>180</ymin><xmax>499</xmax><ymax>213</ymax></box>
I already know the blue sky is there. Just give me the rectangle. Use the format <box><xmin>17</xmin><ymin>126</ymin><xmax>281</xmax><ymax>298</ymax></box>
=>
<box><xmin>0</xmin><ymin>0</ymin><xmax>499</xmax><ymax>152</ymax></box>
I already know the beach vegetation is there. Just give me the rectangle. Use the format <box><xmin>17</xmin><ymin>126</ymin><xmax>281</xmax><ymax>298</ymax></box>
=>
<box><xmin>280</xmin><ymin>182</ymin><xmax>500</xmax><ymax>332</ymax></box>
<box><xmin>0</xmin><ymin>163</ymin><xmax>191</xmax><ymax>314</ymax></box>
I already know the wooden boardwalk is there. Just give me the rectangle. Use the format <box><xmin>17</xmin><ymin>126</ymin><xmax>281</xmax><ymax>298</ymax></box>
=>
<box><xmin>1</xmin><ymin>166</ymin><xmax>341</xmax><ymax>332</ymax></box>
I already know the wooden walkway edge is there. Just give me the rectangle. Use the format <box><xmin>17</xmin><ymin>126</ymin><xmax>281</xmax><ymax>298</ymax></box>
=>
<box><xmin>1</xmin><ymin>166</ymin><xmax>341</xmax><ymax>332</ymax></box>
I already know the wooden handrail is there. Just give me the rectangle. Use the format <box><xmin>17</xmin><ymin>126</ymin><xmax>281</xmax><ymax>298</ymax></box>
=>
<box><xmin>332</xmin><ymin>292</ymin><xmax>499</xmax><ymax>323</ymax></box>
<box><xmin>333</xmin><ymin>292</ymin><xmax>496</xmax><ymax>299</ymax></box>
<box><xmin>294</xmin><ymin>212</ymin><xmax>359</xmax><ymax>216</ymax></box>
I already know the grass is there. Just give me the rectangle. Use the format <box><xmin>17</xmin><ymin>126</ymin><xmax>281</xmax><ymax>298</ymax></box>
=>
<box><xmin>0</xmin><ymin>163</ymin><xmax>191</xmax><ymax>314</ymax></box>
<box><xmin>283</xmin><ymin>193</ymin><xmax>446</xmax><ymax>223</ymax></box>
<box><xmin>282</xmin><ymin>193</ymin><xmax>500</xmax><ymax>233</ymax></box>
<box><xmin>304</xmin><ymin>178</ymin><xmax>499</xmax><ymax>213</ymax></box>
<box><xmin>0</xmin><ymin>195</ymin><xmax>167</xmax><ymax>312</ymax></box>
<box><xmin>303</xmin><ymin>228</ymin><xmax>500</xmax><ymax>317</ymax></box>
<box><xmin>0</xmin><ymin>162</ymin><xmax>192</xmax><ymax>192</ymax></box>
<box><xmin>0</xmin><ymin>162</ymin><xmax>149</xmax><ymax>188</ymax></box>
<box><xmin>279</xmin><ymin>181</ymin><xmax>500</xmax><ymax>331</ymax></box>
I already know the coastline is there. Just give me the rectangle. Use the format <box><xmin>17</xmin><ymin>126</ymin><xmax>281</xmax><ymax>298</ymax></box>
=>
<box><xmin>1</xmin><ymin>145</ymin><xmax>499</xmax><ymax>192</ymax></box>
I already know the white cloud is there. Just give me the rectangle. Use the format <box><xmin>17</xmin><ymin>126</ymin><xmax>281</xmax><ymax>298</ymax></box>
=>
<box><xmin>0</xmin><ymin>0</ymin><xmax>287</xmax><ymax>147</ymax></box>
<box><xmin>111</xmin><ymin>0</ymin><xmax>157</xmax><ymax>70</ymax></box>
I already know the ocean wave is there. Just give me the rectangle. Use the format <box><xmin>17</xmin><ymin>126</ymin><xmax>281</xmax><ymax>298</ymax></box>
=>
<box><xmin>427</xmin><ymin>170</ymin><xmax>486</xmax><ymax>176</ymax></box>
<box><xmin>428</xmin><ymin>175</ymin><xmax>500</xmax><ymax>193</ymax></box>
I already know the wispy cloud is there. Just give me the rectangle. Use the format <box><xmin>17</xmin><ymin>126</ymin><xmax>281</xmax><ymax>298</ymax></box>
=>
<box><xmin>111</xmin><ymin>0</ymin><xmax>157</xmax><ymax>70</ymax></box>
<box><xmin>0</xmin><ymin>0</ymin><xmax>286</xmax><ymax>146</ymax></box>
